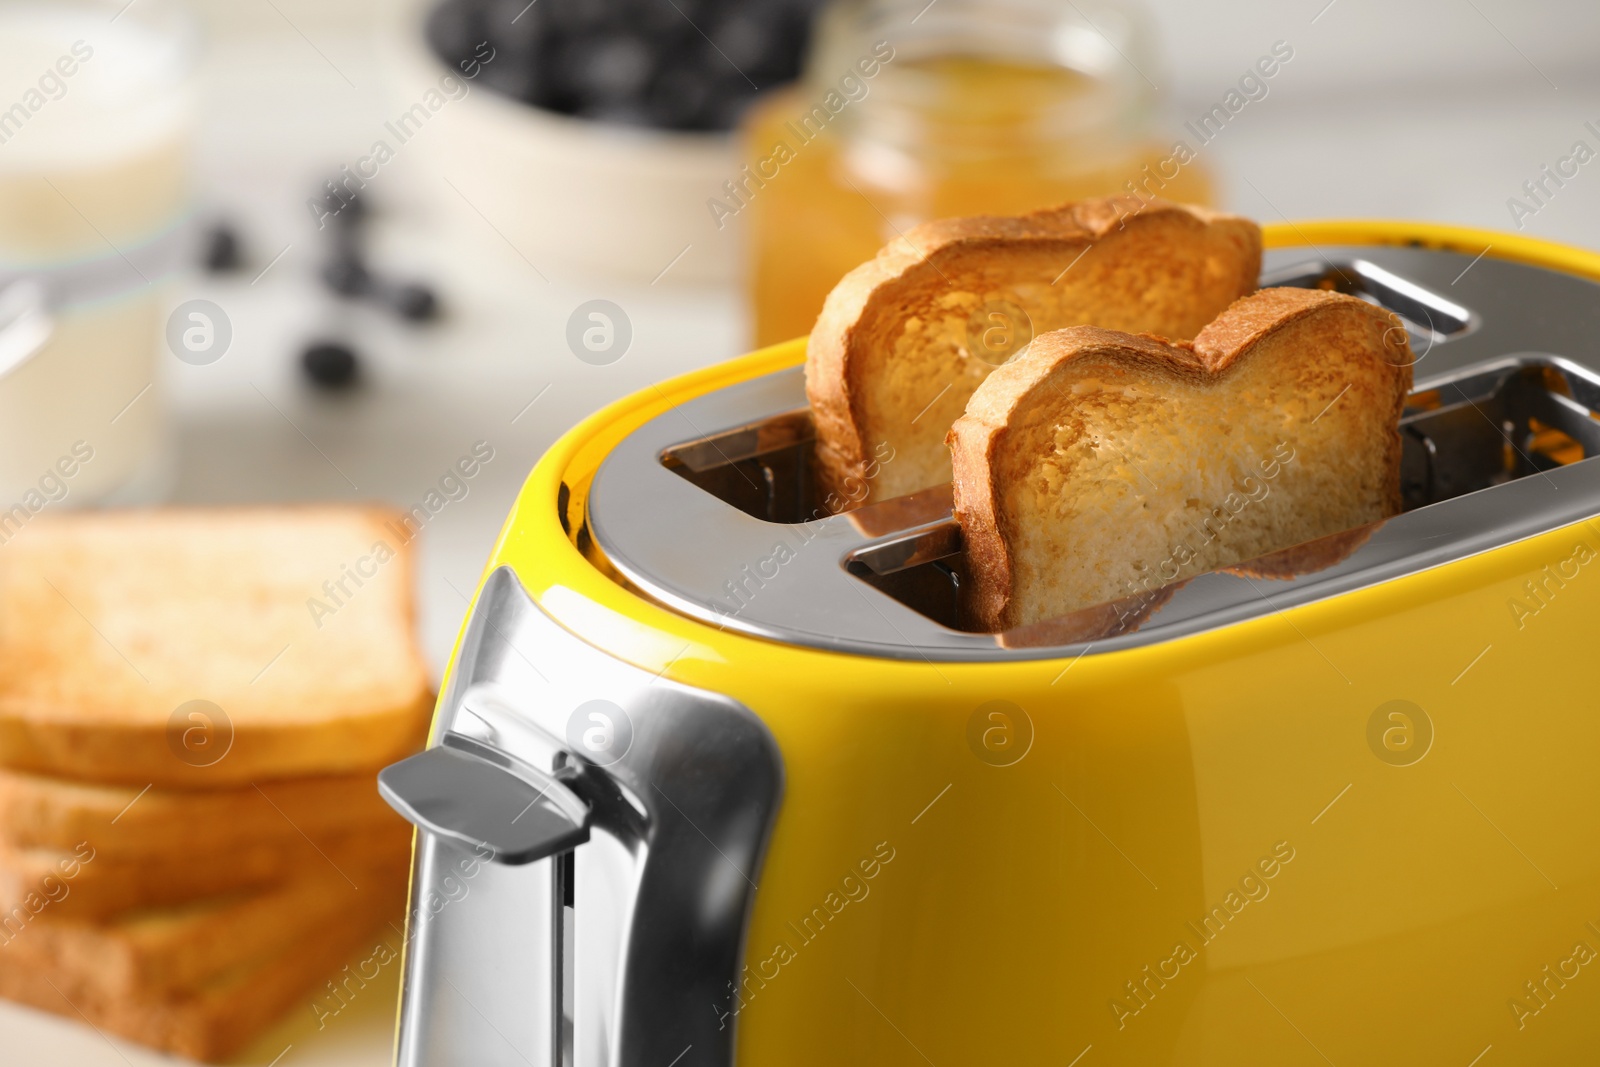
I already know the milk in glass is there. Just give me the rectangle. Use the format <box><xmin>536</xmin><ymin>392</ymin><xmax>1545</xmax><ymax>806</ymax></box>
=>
<box><xmin>0</xmin><ymin>1</ymin><xmax>193</xmax><ymax>511</ymax></box>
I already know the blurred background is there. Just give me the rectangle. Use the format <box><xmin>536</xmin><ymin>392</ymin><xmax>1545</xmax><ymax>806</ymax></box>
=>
<box><xmin>1</xmin><ymin>0</ymin><xmax>1597</xmax><ymax>1061</ymax></box>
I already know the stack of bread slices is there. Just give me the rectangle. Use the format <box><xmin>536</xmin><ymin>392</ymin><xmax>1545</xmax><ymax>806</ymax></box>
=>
<box><xmin>0</xmin><ymin>507</ymin><xmax>433</xmax><ymax>1061</ymax></box>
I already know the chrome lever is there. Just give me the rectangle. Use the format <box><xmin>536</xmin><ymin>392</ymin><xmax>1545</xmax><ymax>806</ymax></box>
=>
<box><xmin>379</xmin><ymin>742</ymin><xmax>590</xmax><ymax>865</ymax></box>
<box><xmin>390</xmin><ymin>568</ymin><xmax>784</xmax><ymax>1067</ymax></box>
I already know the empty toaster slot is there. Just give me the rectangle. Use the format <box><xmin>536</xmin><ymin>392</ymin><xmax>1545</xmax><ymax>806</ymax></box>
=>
<box><xmin>1264</xmin><ymin>258</ymin><xmax>1476</xmax><ymax>345</ymax></box>
<box><xmin>1401</xmin><ymin>358</ymin><xmax>1600</xmax><ymax>507</ymax></box>
<box><xmin>660</xmin><ymin>408</ymin><xmax>820</xmax><ymax>523</ymax></box>
<box><xmin>846</xmin><ymin>521</ymin><xmax>965</xmax><ymax>629</ymax></box>
<box><xmin>847</xmin><ymin>355</ymin><xmax>1600</xmax><ymax>631</ymax></box>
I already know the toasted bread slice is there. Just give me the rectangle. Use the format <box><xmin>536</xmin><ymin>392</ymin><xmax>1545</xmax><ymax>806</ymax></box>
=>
<box><xmin>806</xmin><ymin>197</ymin><xmax>1261</xmax><ymax>510</ymax></box>
<box><xmin>0</xmin><ymin>764</ymin><xmax>412</xmax><ymax>857</ymax></box>
<box><xmin>0</xmin><ymin>852</ymin><xmax>408</xmax><ymax>999</ymax></box>
<box><xmin>0</xmin><ymin>507</ymin><xmax>433</xmax><ymax>787</ymax></box>
<box><xmin>948</xmin><ymin>287</ymin><xmax>1413</xmax><ymax>631</ymax></box>
<box><xmin>0</xmin><ymin>820</ymin><xmax>412</xmax><ymax>920</ymax></box>
<box><xmin>0</xmin><ymin>765</ymin><xmax>406</xmax><ymax>855</ymax></box>
<box><xmin>0</xmin><ymin>870</ymin><xmax>407</xmax><ymax>1062</ymax></box>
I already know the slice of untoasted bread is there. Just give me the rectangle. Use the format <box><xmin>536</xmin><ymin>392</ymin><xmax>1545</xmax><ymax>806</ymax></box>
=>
<box><xmin>0</xmin><ymin>872</ymin><xmax>407</xmax><ymax>1062</ymax></box>
<box><xmin>807</xmin><ymin>197</ymin><xmax>1262</xmax><ymax>510</ymax></box>
<box><xmin>0</xmin><ymin>507</ymin><xmax>433</xmax><ymax>787</ymax></box>
<box><xmin>0</xmin><ymin>852</ymin><xmax>408</xmax><ymax>999</ymax></box>
<box><xmin>0</xmin><ymin>820</ymin><xmax>412</xmax><ymax>920</ymax></box>
<box><xmin>0</xmin><ymin>765</ymin><xmax>406</xmax><ymax>855</ymax></box>
<box><xmin>948</xmin><ymin>287</ymin><xmax>1413</xmax><ymax>631</ymax></box>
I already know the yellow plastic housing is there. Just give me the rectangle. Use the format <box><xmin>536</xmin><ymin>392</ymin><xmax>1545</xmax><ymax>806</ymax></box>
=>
<box><xmin>465</xmin><ymin>223</ymin><xmax>1600</xmax><ymax>1065</ymax></box>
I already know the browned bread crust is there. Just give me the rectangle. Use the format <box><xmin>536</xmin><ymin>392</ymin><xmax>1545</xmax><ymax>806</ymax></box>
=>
<box><xmin>806</xmin><ymin>196</ymin><xmax>1261</xmax><ymax>510</ymax></box>
<box><xmin>949</xmin><ymin>287</ymin><xmax>1413</xmax><ymax>632</ymax></box>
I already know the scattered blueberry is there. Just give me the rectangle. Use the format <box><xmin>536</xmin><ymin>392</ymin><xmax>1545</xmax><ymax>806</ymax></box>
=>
<box><xmin>202</xmin><ymin>223</ymin><xmax>243</xmax><ymax>273</ymax></box>
<box><xmin>581</xmin><ymin>37</ymin><xmax>654</xmax><ymax>102</ymax></box>
<box><xmin>330</xmin><ymin>193</ymin><xmax>367</xmax><ymax>224</ymax></box>
<box><xmin>321</xmin><ymin>258</ymin><xmax>373</xmax><ymax>297</ymax></box>
<box><xmin>387</xmin><ymin>282</ymin><xmax>440</xmax><ymax>322</ymax></box>
<box><xmin>713</xmin><ymin>15</ymin><xmax>769</xmax><ymax>71</ymax></box>
<box><xmin>301</xmin><ymin>341</ymin><xmax>361</xmax><ymax>390</ymax></box>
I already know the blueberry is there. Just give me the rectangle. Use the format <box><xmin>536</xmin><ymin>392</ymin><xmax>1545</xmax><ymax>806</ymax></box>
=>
<box><xmin>712</xmin><ymin>14</ymin><xmax>770</xmax><ymax>72</ymax></box>
<box><xmin>609</xmin><ymin>0</ymin><xmax>693</xmax><ymax>34</ymax></box>
<box><xmin>488</xmin><ymin>0</ymin><xmax>542</xmax><ymax>50</ymax></box>
<box><xmin>704</xmin><ymin>85</ymin><xmax>753</xmax><ymax>130</ymax></box>
<box><xmin>425</xmin><ymin>0</ymin><xmax>490</xmax><ymax>70</ymax></box>
<box><xmin>583</xmin><ymin>37</ymin><xmax>654</xmax><ymax>101</ymax></box>
<box><xmin>648</xmin><ymin>64</ymin><xmax>716</xmax><ymax>129</ymax></box>
<box><xmin>319</xmin><ymin>192</ymin><xmax>366</xmax><ymax>257</ymax></box>
<box><xmin>542</xmin><ymin>0</ymin><xmax>608</xmax><ymax>33</ymax></box>
<box><xmin>347</xmin><ymin>188</ymin><xmax>372</xmax><ymax>217</ymax></box>
<box><xmin>301</xmin><ymin>341</ymin><xmax>361</xmax><ymax>390</ymax></box>
<box><xmin>201</xmin><ymin>223</ymin><xmax>243</xmax><ymax>273</ymax></box>
<box><xmin>388</xmin><ymin>282</ymin><xmax>440</xmax><ymax>322</ymax></box>
<box><xmin>321</xmin><ymin>259</ymin><xmax>372</xmax><ymax>298</ymax></box>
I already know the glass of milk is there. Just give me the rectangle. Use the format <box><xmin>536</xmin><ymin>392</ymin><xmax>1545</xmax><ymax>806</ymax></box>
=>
<box><xmin>0</xmin><ymin>0</ymin><xmax>195</xmax><ymax>513</ymax></box>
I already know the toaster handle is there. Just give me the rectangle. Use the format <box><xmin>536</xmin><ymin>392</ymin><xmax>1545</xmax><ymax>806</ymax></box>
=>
<box><xmin>379</xmin><ymin>742</ymin><xmax>591</xmax><ymax>865</ymax></box>
<box><xmin>389</xmin><ymin>566</ymin><xmax>784</xmax><ymax>1067</ymax></box>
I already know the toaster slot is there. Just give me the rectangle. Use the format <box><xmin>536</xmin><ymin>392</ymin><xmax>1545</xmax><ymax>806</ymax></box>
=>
<box><xmin>1401</xmin><ymin>358</ymin><xmax>1600</xmax><ymax>507</ymax></box>
<box><xmin>841</xmin><ymin>520</ymin><xmax>965</xmax><ymax>626</ymax></box>
<box><xmin>659</xmin><ymin>408</ymin><xmax>819</xmax><ymax>523</ymax></box>
<box><xmin>1263</xmin><ymin>257</ymin><xmax>1477</xmax><ymax>345</ymax></box>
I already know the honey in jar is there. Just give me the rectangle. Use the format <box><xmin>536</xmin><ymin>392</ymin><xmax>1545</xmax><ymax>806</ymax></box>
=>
<box><xmin>737</xmin><ymin>0</ymin><xmax>1213</xmax><ymax>346</ymax></box>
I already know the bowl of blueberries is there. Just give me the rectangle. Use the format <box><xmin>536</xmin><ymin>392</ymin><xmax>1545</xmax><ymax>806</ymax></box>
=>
<box><xmin>394</xmin><ymin>0</ymin><xmax>826</xmax><ymax>284</ymax></box>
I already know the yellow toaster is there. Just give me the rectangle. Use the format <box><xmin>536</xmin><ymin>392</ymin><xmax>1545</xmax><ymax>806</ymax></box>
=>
<box><xmin>380</xmin><ymin>221</ymin><xmax>1600</xmax><ymax>1066</ymax></box>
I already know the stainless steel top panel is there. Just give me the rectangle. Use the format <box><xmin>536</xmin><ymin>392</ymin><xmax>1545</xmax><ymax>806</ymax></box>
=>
<box><xmin>587</xmin><ymin>244</ymin><xmax>1600</xmax><ymax>661</ymax></box>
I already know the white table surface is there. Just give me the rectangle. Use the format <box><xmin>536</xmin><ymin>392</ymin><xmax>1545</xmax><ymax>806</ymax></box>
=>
<box><xmin>5</xmin><ymin>12</ymin><xmax>1600</xmax><ymax>1065</ymax></box>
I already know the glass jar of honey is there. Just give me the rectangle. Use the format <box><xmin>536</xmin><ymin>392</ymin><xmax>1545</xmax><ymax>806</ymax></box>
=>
<box><xmin>738</xmin><ymin>0</ymin><xmax>1213</xmax><ymax>345</ymax></box>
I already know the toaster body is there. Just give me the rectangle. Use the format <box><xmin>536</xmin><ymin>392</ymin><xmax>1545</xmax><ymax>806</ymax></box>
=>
<box><xmin>382</xmin><ymin>223</ymin><xmax>1600</xmax><ymax>1066</ymax></box>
